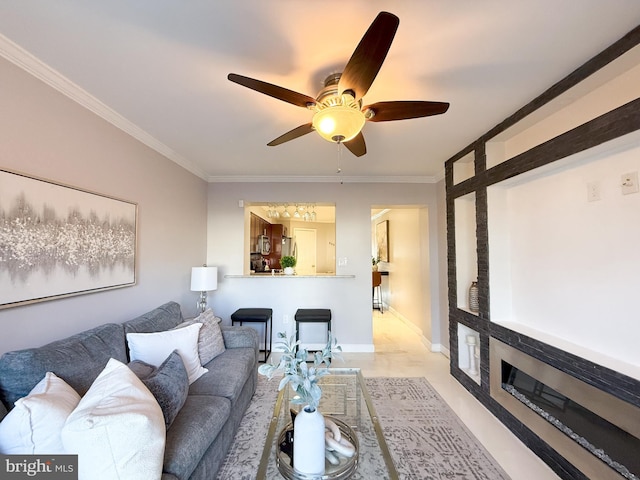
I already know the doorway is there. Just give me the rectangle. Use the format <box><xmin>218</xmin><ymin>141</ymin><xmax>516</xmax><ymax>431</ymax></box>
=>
<box><xmin>294</xmin><ymin>228</ymin><xmax>317</xmax><ymax>275</ymax></box>
<box><xmin>371</xmin><ymin>207</ymin><xmax>431</xmax><ymax>349</ymax></box>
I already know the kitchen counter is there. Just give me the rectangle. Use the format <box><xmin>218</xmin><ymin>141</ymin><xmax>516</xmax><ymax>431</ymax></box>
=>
<box><xmin>226</xmin><ymin>273</ymin><xmax>355</xmax><ymax>278</ymax></box>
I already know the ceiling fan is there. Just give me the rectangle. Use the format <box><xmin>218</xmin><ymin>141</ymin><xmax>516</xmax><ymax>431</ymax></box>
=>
<box><xmin>227</xmin><ymin>11</ymin><xmax>450</xmax><ymax>157</ymax></box>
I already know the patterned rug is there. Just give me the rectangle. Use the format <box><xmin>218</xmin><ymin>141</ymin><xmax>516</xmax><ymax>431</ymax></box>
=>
<box><xmin>216</xmin><ymin>376</ymin><xmax>510</xmax><ymax>480</ymax></box>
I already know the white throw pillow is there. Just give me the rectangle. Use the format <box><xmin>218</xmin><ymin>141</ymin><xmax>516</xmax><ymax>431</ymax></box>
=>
<box><xmin>61</xmin><ymin>358</ymin><xmax>165</xmax><ymax>480</ymax></box>
<box><xmin>127</xmin><ymin>322</ymin><xmax>208</xmax><ymax>384</ymax></box>
<box><xmin>0</xmin><ymin>372</ymin><xmax>80</xmax><ymax>454</ymax></box>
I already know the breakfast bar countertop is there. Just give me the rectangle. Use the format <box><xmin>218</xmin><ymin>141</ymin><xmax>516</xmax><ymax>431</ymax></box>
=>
<box><xmin>225</xmin><ymin>273</ymin><xmax>355</xmax><ymax>278</ymax></box>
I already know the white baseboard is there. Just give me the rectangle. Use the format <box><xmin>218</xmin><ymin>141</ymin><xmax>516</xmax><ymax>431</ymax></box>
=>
<box><xmin>301</xmin><ymin>343</ymin><xmax>375</xmax><ymax>353</ymax></box>
<box><xmin>388</xmin><ymin>306</ymin><xmax>433</xmax><ymax>351</ymax></box>
<box><xmin>386</xmin><ymin>306</ymin><xmax>450</xmax><ymax>358</ymax></box>
<box><xmin>387</xmin><ymin>307</ymin><xmax>422</xmax><ymax>336</ymax></box>
<box><xmin>431</xmin><ymin>344</ymin><xmax>451</xmax><ymax>358</ymax></box>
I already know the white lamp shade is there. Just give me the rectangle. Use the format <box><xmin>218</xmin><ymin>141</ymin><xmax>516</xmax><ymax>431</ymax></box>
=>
<box><xmin>190</xmin><ymin>266</ymin><xmax>218</xmax><ymax>292</ymax></box>
<box><xmin>312</xmin><ymin>93</ymin><xmax>366</xmax><ymax>143</ymax></box>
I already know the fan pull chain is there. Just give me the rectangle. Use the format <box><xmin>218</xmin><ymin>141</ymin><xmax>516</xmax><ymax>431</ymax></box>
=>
<box><xmin>336</xmin><ymin>141</ymin><xmax>344</xmax><ymax>184</ymax></box>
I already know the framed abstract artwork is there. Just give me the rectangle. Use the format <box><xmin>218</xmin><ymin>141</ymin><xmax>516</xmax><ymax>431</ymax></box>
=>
<box><xmin>0</xmin><ymin>169</ymin><xmax>137</xmax><ymax>309</ymax></box>
<box><xmin>375</xmin><ymin>220</ymin><xmax>389</xmax><ymax>262</ymax></box>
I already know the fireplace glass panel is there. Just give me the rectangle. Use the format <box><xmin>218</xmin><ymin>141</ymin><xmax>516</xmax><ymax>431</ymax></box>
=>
<box><xmin>502</xmin><ymin>362</ymin><xmax>639</xmax><ymax>478</ymax></box>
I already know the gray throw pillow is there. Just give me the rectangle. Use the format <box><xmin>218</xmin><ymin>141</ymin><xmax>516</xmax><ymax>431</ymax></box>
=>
<box><xmin>128</xmin><ymin>350</ymin><xmax>189</xmax><ymax>429</ymax></box>
<box><xmin>174</xmin><ymin>309</ymin><xmax>225</xmax><ymax>364</ymax></box>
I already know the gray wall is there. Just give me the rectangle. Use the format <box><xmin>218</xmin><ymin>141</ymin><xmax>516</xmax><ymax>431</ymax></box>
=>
<box><xmin>0</xmin><ymin>57</ymin><xmax>208</xmax><ymax>354</ymax></box>
<box><xmin>0</xmin><ymin>53</ymin><xmax>452</xmax><ymax>357</ymax></box>
<box><xmin>205</xmin><ymin>181</ymin><xmax>448</xmax><ymax>352</ymax></box>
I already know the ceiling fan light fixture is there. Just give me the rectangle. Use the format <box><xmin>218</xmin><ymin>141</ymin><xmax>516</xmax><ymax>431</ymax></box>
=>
<box><xmin>312</xmin><ymin>93</ymin><xmax>365</xmax><ymax>143</ymax></box>
<box><xmin>229</xmin><ymin>12</ymin><xmax>449</xmax><ymax>156</ymax></box>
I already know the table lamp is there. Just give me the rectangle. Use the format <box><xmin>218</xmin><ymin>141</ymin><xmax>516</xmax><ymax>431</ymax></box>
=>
<box><xmin>190</xmin><ymin>266</ymin><xmax>218</xmax><ymax>313</ymax></box>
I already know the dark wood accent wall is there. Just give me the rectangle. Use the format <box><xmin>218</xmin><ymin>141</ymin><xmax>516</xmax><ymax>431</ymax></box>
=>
<box><xmin>445</xmin><ymin>25</ymin><xmax>640</xmax><ymax>480</ymax></box>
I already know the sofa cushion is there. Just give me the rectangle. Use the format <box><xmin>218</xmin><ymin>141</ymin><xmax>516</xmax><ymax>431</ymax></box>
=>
<box><xmin>127</xmin><ymin>323</ymin><xmax>208</xmax><ymax>384</ymax></box>
<box><xmin>164</xmin><ymin>394</ymin><xmax>231</xmax><ymax>480</ymax></box>
<box><xmin>220</xmin><ymin>325</ymin><xmax>260</xmax><ymax>351</ymax></box>
<box><xmin>129</xmin><ymin>351</ymin><xmax>189</xmax><ymax>428</ymax></box>
<box><xmin>61</xmin><ymin>358</ymin><xmax>165</xmax><ymax>480</ymax></box>
<box><xmin>0</xmin><ymin>323</ymin><xmax>126</xmax><ymax>409</ymax></box>
<box><xmin>188</xmin><ymin>348</ymin><xmax>256</xmax><ymax>403</ymax></box>
<box><xmin>123</xmin><ymin>301</ymin><xmax>183</xmax><ymax>335</ymax></box>
<box><xmin>0</xmin><ymin>372</ymin><xmax>80</xmax><ymax>454</ymax></box>
<box><xmin>174</xmin><ymin>309</ymin><xmax>225</xmax><ymax>364</ymax></box>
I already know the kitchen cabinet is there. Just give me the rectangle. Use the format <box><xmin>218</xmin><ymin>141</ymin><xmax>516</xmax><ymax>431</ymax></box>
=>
<box><xmin>249</xmin><ymin>213</ymin><xmax>256</xmax><ymax>252</ymax></box>
<box><xmin>271</xmin><ymin>224</ymin><xmax>283</xmax><ymax>256</ymax></box>
<box><xmin>268</xmin><ymin>224</ymin><xmax>283</xmax><ymax>268</ymax></box>
<box><xmin>250</xmin><ymin>213</ymin><xmax>288</xmax><ymax>270</ymax></box>
<box><xmin>250</xmin><ymin>213</ymin><xmax>271</xmax><ymax>253</ymax></box>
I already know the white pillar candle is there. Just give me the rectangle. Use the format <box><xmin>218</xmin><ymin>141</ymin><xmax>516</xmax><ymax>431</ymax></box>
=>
<box><xmin>468</xmin><ymin>344</ymin><xmax>479</xmax><ymax>375</ymax></box>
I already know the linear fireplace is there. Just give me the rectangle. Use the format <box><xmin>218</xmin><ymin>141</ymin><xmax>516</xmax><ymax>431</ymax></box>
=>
<box><xmin>490</xmin><ymin>338</ymin><xmax>640</xmax><ymax>480</ymax></box>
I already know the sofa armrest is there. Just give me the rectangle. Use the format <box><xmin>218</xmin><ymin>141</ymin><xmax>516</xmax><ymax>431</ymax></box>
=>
<box><xmin>220</xmin><ymin>325</ymin><xmax>259</xmax><ymax>352</ymax></box>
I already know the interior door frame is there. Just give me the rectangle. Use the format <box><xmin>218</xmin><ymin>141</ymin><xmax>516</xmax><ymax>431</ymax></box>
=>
<box><xmin>294</xmin><ymin>227</ymin><xmax>317</xmax><ymax>275</ymax></box>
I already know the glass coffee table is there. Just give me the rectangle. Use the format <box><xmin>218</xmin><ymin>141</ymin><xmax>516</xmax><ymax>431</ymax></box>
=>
<box><xmin>256</xmin><ymin>368</ymin><xmax>399</xmax><ymax>479</ymax></box>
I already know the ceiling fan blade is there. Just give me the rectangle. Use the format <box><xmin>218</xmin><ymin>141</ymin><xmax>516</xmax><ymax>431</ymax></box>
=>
<box><xmin>344</xmin><ymin>132</ymin><xmax>367</xmax><ymax>157</ymax></box>
<box><xmin>338</xmin><ymin>12</ymin><xmax>399</xmax><ymax>99</ymax></box>
<box><xmin>267</xmin><ymin>123</ymin><xmax>314</xmax><ymax>146</ymax></box>
<box><xmin>228</xmin><ymin>73</ymin><xmax>316</xmax><ymax>108</ymax></box>
<box><xmin>364</xmin><ymin>101</ymin><xmax>450</xmax><ymax>122</ymax></box>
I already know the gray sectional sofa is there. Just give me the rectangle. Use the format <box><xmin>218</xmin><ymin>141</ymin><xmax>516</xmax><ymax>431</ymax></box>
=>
<box><xmin>0</xmin><ymin>301</ymin><xmax>259</xmax><ymax>480</ymax></box>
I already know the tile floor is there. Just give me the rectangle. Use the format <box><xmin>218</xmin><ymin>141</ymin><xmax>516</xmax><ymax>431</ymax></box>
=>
<box><xmin>338</xmin><ymin>309</ymin><xmax>562</xmax><ymax>480</ymax></box>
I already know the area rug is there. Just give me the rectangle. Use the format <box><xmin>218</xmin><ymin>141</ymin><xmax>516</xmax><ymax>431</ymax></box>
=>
<box><xmin>216</xmin><ymin>376</ymin><xmax>510</xmax><ymax>479</ymax></box>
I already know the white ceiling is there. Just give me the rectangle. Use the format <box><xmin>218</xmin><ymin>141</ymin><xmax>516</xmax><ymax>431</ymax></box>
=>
<box><xmin>1</xmin><ymin>1</ymin><xmax>639</xmax><ymax>182</ymax></box>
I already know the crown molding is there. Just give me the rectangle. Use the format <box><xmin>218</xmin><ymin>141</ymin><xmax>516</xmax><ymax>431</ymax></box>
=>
<box><xmin>206</xmin><ymin>174</ymin><xmax>439</xmax><ymax>184</ymax></box>
<box><xmin>0</xmin><ymin>34</ymin><xmax>446</xmax><ymax>185</ymax></box>
<box><xmin>0</xmin><ymin>34</ymin><xmax>208</xmax><ymax>181</ymax></box>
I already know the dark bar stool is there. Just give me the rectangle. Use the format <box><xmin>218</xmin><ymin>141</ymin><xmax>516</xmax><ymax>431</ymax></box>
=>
<box><xmin>231</xmin><ymin>308</ymin><xmax>272</xmax><ymax>362</ymax></box>
<box><xmin>372</xmin><ymin>271</ymin><xmax>383</xmax><ymax>313</ymax></box>
<box><xmin>294</xmin><ymin>309</ymin><xmax>332</xmax><ymax>356</ymax></box>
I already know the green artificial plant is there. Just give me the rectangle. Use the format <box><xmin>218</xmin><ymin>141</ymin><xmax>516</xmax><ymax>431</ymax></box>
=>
<box><xmin>280</xmin><ymin>255</ymin><xmax>297</xmax><ymax>268</ymax></box>
<box><xmin>258</xmin><ymin>332</ymin><xmax>342</xmax><ymax>411</ymax></box>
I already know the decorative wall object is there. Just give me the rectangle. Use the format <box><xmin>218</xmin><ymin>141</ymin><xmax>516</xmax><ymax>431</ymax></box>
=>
<box><xmin>469</xmin><ymin>281</ymin><xmax>479</xmax><ymax>313</ymax></box>
<box><xmin>375</xmin><ymin>220</ymin><xmax>389</xmax><ymax>262</ymax></box>
<box><xmin>0</xmin><ymin>169</ymin><xmax>137</xmax><ymax>309</ymax></box>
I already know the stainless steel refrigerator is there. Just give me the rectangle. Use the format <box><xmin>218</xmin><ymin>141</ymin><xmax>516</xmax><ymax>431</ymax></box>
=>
<box><xmin>281</xmin><ymin>236</ymin><xmax>296</xmax><ymax>257</ymax></box>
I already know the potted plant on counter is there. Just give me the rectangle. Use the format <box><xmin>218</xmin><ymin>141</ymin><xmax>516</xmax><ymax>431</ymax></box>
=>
<box><xmin>280</xmin><ymin>255</ymin><xmax>297</xmax><ymax>275</ymax></box>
